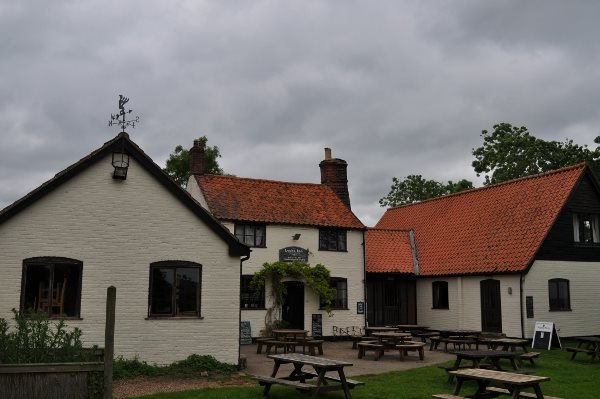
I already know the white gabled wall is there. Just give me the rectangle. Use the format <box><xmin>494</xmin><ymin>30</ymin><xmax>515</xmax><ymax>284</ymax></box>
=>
<box><xmin>220</xmin><ymin>222</ymin><xmax>365</xmax><ymax>337</ymax></box>
<box><xmin>0</xmin><ymin>155</ymin><xmax>241</xmax><ymax>365</ymax></box>
<box><xmin>416</xmin><ymin>275</ymin><xmax>522</xmax><ymax>337</ymax></box>
<box><xmin>523</xmin><ymin>260</ymin><xmax>600</xmax><ymax>338</ymax></box>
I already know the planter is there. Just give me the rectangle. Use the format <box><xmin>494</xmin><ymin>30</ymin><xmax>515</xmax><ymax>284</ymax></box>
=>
<box><xmin>0</xmin><ymin>362</ymin><xmax>104</xmax><ymax>399</ymax></box>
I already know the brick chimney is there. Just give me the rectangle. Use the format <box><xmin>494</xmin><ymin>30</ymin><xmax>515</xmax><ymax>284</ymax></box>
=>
<box><xmin>189</xmin><ymin>138</ymin><xmax>205</xmax><ymax>176</ymax></box>
<box><xmin>319</xmin><ymin>147</ymin><xmax>351</xmax><ymax>209</ymax></box>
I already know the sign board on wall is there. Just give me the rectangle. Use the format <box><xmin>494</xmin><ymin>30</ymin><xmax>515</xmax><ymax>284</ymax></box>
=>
<box><xmin>311</xmin><ymin>314</ymin><xmax>323</xmax><ymax>337</ymax></box>
<box><xmin>357</xmin><ymin>302</ymin><xmax>364</xmax><ymax>314</ymax></box>
<box><xmin>279</xmin><ymin>246</ymin><xmax>309</xmax><ymax>262</ymax></box>
<box><xmin>532</xmin><ymin>321</ymin><xmax>561</xmax><ymax>349</ymax></box>
<box><xmin>240</xmin><ymin>321</ymin><xmax>252</xmax><ymax>345</ymax></box>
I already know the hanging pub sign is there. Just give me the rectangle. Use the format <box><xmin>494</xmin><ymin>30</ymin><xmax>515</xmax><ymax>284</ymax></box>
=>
<box><xmin>279</xmin><ymin>246</ymin><xmax>309</xmax><ymax>262</ymax></box>
<box><xmin>532</xmin><ymin>321</ymin><xmax>561</xmax><ymax>349</ymax></box>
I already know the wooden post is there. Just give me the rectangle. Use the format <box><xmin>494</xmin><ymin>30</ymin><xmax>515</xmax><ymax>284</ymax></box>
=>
<box><xmin>104</xmin><ymin>286</ymin><xmax>116</xmax><ymax>399</ymax></box>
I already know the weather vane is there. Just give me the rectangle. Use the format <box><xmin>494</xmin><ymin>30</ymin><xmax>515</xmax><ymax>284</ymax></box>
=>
<box><xmin>109</xmin><ymin>95</ymin><xmax>140</xmax><ymax>132</ymax></box>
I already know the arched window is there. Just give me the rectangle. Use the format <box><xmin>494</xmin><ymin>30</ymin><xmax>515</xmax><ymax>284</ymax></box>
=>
<box><xmin>21</xmin><ymin>257</ymin><xmax>82</xmax><ymax>318</ymax></box>
<box><xmin>149</xmin><ymin>261</ymin><xmax>202</xmax><ymax>317</ymax></box>
<box><xmin>548</xmin><ymin>278</ymin><xmax>570</xmax><ymax>311</ymax></box>
<box><xmin>432</xmin><ymin>281</ymin><xmax>449</xmax><ymax>309</ymax></box>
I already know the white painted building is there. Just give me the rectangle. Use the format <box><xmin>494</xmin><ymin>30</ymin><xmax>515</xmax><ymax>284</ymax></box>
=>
<box><xmin>187</xmin><ymin>141</ymin><xmax>366</xmax><ymax>338</ymax></box>
<box><xmin>0</xmin><ymin>132</ymin><xmax>249</xmax><ymax>365</ymax></box>
<box><xmin>368</xmin><ymin>164</ymin><xmax>600</xmax><ymax>338</ymax></box>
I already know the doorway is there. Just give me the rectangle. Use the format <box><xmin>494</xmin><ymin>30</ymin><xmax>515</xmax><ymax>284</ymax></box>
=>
<box><xmin>480</xmin><ymin>279</ymin><xmax>502</xmax><ymax>332</ymax></box>
<box><xmin>282</xmin><ymin>281</ymin><xmax>304</xmax><ymax>329</ymax></box>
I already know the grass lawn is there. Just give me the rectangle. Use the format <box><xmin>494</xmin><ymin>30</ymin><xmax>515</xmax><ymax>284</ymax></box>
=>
<box><xmin>128</xmin><ymin>342</ymin><xmax>599</xmax><ymax>399</ymax></box>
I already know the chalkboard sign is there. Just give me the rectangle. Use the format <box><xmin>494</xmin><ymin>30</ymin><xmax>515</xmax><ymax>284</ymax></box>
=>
<box><xmin>311</xmin><ymin>314</ymin><xmax>323</xmax><ymax>338</ymax></box>
<box><xmin>532</xmin><ymin>321</ymin><xmax>561</xmax><ymax>349</ymax></box>
<box><xmin>240</xmin><ymin>321</ymin><xmax>252</xmax><ymax>345</ymax></box>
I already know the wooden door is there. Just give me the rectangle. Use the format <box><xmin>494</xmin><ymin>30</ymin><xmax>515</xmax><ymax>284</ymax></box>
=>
<box><xmin>480</xmin><ymin>279</ymin><xmax>502</xmax><ymax>333</ymax></box>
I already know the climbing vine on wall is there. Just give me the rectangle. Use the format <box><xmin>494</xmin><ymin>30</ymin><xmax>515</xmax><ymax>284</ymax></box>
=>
<box><xmin>251</xmin><ymin>261</ymin><xmax>335</xmax><ymax>332</ymax></box>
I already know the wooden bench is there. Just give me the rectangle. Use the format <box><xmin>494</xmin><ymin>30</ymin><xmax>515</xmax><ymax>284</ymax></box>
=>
<box><xmin>415</xmin><ymin>331</ymin><xmax>439</xmax><ymax>343</ymax></box>
<box><xmin>431</xmin><ymin>394</ymin><xmax>467</xmax><ymax>399</ymax></box>
<box><xmin>256</xmin><ymin>337</ymin><xmax>273</xmax><ymax>354</ymax></box>
<box><xmin>396</xmin><ymin>342</ymin><xmax>426</xmax><ymax>360</ymax></box>
<box><xmin>265</xmin><ymin>340</ymin><xmax>297</xmax><ymax>355</ymax></box>
<box><xmin>256</xmin><ymin>375</ymin><xmax>315</xmax><ymax>392</ymax></box>
<box><xmin>486</xmin><ymin>386</ymin><xmax>563</xmax><ymax>399</ymax></box>
<box><xmin>301</xmin><ymin>370</ymin><xmax>364</xmax><ymax>388</ymax></box>
<box><xmin>300</xmin><ymin>339</ymin><xmax>324</xmax><ymax>356</ymax></box>
<box><xmin>566</xmin><ymin>346</ymin><xmax>595</xmax><ymax>360</ymax></box>
<box><xmin>357</xmin><ymin>342</ymin><xmax>385</xmax><ymax>360</ymax></box>
<box><xmin>519</xmin><ymin>351</ymin><xmax>540</xmax><ymax>366</ymax></box>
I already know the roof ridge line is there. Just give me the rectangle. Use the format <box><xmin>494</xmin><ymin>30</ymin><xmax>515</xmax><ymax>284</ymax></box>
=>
<box><xmin>387</xmin><ymin>162</ymin><xmax>587</xmax><ymax>211</ymax></box>
<box><xmin>199</xmin><ymin>174</ymin><xmax>322</xmax><ymax>186</ymax></box>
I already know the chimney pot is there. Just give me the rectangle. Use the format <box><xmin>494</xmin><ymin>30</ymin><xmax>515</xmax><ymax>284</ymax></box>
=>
<box><xmin>319</xmin><ymin>148</ymin><xmax>350</xmax><ymax>209</ymax></box>
<box><xmin>189</xmin><ymin>138</ymin><xmax>205</xmax><ymax>176</ymax></box>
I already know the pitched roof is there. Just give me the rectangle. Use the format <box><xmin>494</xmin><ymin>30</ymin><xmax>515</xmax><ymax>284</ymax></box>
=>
<box><xmin>195</xmin><ymin>175</ymin><xmax>365</xmax><ymax>229</ymax></box>
<box><xmin>375</xmin><ymin>164</ymin><xmax>588</xmax><ymax>276</ymax></box>
<box><xmin>365</xmin><ymin>229</ymin><xmax>415</xmax><ymax>274</ymax></box>
<box><xmin>0</xmin><ymin>132</ymin><xmax>250</xmax><ymax>257</ymax></box>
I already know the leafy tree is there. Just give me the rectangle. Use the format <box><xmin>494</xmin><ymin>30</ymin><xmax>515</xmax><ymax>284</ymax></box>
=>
<box><xmin>379</xmin><ymin>175</ymin><xmax>473</xmax><ymax>207</ymax></box>
<box><xmin>472</xmin><ymin>122</ymin><xmax>600</xmax><ymax>185</ymax></box>
<box><xmin>163</xmin><ymin>136</ymin><xmax>224</xmax><ymax>187</ymax></box>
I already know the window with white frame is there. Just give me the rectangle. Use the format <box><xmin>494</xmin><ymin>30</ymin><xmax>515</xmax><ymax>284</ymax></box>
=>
<box><xmin>234</xmin><ymin>223</ymin><xmax>266</xmax><ymax>247</ymax></box>
<box><xmin>573</xmin><ymin>213</ymin><xmax>600</xmax><ymax>243</ymax></box>
<box><xmin>320</xmin><ymin>277</ymin><xmax>348</xmax><ymax>309</ymax></box>
<box><xmin>548</xmin><ymin>278</ymin><xmax>571</xmax><ymax>311</ymax></box>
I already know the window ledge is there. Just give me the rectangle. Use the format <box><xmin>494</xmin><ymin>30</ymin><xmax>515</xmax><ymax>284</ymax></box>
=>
<box><xmin>320</xmin><ymin>308</ymin><xmax>349</xmax><ymax>311</ymax></box>
<box><xmin>548</xmin><ymin>309</ymin><xmax>572</xmax><ymax>312</ymax></box>
<box><xmin>145</xmin><ymin>316</ymin><xmax>204</xmax><ymax>320</ymax></box>
<box><xmin>431</xmin><ymin>307</ymin><xmax>449</xmax><ymax>310</ymax></box>
<box><xmin>241</xmin><ymin>307</ymin><xmax>266</xmax><ymax>311</ymax></box>
<box><xmin>317</xmin><ymin>249</ymin><xmax>348</xmax><ymax>253</ymax></box>
<box><xmin>573</xmin><ymin>242</ymin><xmax>600</xmax><ymax>247</ymax></box>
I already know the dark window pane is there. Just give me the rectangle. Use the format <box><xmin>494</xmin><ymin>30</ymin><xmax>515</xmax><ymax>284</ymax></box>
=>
<box><xmin>548</xmin><ymin>278</ymin><xmax>570</xmax><ymax>311</ymax></box>
<box><xmin>22</xmin><ymin>259</ymin><xmax>82</xmax><ymax>318</ymax></box>
<box><xmin>432</xmin><ymin>281</ymin><xmax>449</xmax><ymax>309</ymax></box>
<box><xmin>321</xmin><ymin>278</ymin><xmax>347</xmax><ymax>309</ymax></box>
<box><xmin>177</xmin><ymin>268</ymin><xmax>199</xmax><ymax>315</ymax></box>
<box><xmin>151</xmin><ymin>268</ymin><xmax>174</xmax><ymax>315</ymax></box>
<box><xmin>319</xmin><ymin>229</ymin><xmax>347</xmax><ymax>251</ymax></box>
<box><xmin>241</xmin><ymin>275</ymin><xmax>265</xmax><ymax>309</ymax></box>
<box><xmin>234</xmin><ymin>224</ymin><xmax>266</xmax><ymax>247</ymax></box>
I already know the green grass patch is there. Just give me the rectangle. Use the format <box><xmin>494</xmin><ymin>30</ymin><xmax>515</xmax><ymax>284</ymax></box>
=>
<box><xmin>127</xmin><ymin>342</ymin><xmax>600</xmax><ymax>399</ymax></box>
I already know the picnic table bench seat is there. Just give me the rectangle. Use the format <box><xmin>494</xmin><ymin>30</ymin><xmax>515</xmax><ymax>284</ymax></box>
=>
<box><xmin>566</xmin><ymin>346</ymin><xmax>595</xmax><ymax>359</ymax></box>
<box><xmin>396</xmin><ymin>342</ymin><xmax>426</xmax><ymax>360</ymax></box>
<box><xmin>431</xmin><ymin>337</ymin><xmax>479</xmax><ymax>351</ymax></box>
<box><xmin>415</xmin><ymin>331</ymin><xmax>439</xmax><ymax>343</ymax></box>
<box><xmin>519</xmin><ymin>351</ymin><xmax>540</xmax><ymax>366</ymax></box>
<box><xmin>431</xmin><ymin>394</ymin><xmax>468</xmax><ymax>399</ymax></box>
<box><xmin>486</xmin><ymin>386</ymin><xmax>563</xmax><ymax>399</ymax></box>
<box><xmin>300</xmin><ymin>370</ymin><xmax>364</xmax><ymax>388</ymax></box>
<box><xmin>256</xmin><ymin>337</ymin><xmax>273</xmax><ymax>354</ymax></box>
<box><xmin>299</xmin><ymin>339</ymin><xmax>324</xmax><ymax>356</ymax></box>
<box><xmin>256</xmin><ymin>375</ymin><xmax>315</xmax><ymax>392</ymax></box>
<box><xmin>265</xmin><ymin>340</ymin><xmax>298</xmax><ymax>354</ymax></box>
<box><xmin>357</xmin><ymin>342</ymin><xmax>385</xmax><ymax>360</ymax></box>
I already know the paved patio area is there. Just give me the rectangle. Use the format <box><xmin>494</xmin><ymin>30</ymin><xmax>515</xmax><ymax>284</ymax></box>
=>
<box><xmin>240</xmin><ymin>339</ymin><xmax>454</xmax><ymax>377</ymax></box>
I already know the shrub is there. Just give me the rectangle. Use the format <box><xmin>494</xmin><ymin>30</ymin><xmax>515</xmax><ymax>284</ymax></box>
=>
<box><xmin>113</xmin><ymin>354</ymin><xmax>237</xmax><ymax>380</ymax></box>
<box><xmin>0</xmin><ymin>309</ymin><xmax>94</xmax><ymax>364</ymax></box>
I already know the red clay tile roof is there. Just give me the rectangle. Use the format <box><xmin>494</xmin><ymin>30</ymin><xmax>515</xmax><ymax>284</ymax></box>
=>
<box><xmin>195</xmin><ymin>175</ymin><xmax>365</xmax><ymax>229</ymax></box>
<box><xmin>374</xmin><ymin>164</ymin><xmax>587</xmax><ymax>276</ymax></box>
<box><xmin>365</xmin><ymin>229</ymin><xmax>415</xmax><ymax>274</ymax></box>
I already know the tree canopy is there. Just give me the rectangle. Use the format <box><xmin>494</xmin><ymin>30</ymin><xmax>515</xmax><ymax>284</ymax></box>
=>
<box><xmin>163</xmin><ymin>136</ymin><xmax>224</xmax><ymax>187</ymax></box>
<box><xmin>472</xmin><ymin>122</ymin><xmax>600</xmax><ymax>185</ymax></box>
<box><xmin>378</xmin><ymin>175</ymin><xmax>473</xmax><ymax>207</ymax></box>
<box><xmin>380</xmin><ymin>122</ymin><xmax>600</xmax><ymax>208</ymax></box>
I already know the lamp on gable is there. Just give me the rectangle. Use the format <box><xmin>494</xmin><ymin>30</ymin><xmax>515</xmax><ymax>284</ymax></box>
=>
<box><xmin>112</xmin><ymin>151</ymin><xmax>129</xmax><ymax>179</ymax></box>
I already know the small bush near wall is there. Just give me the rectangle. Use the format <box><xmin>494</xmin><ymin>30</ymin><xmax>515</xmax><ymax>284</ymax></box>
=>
<box><xmin>0</xmin><ymin>309</ymin><xmax>95</xmax><ymax>363</ymax></box>
<box><xmin>114</xmin><ymin>354</ymin><xmax>237</xmax><ymax>379</ymax></box>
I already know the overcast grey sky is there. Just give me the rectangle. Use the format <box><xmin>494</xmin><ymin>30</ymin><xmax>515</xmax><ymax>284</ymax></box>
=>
<box><xmin>2</xmin><ymin>1</ymin><xmax>600</xmax><ymax>226</ymax></box>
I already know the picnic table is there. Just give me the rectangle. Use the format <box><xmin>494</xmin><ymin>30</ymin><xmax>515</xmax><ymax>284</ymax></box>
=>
<box><xmin>431</xmin><ymin>330</ymin><xmax>481</xmax><ymax>351</ymax></box>
<box><xmin>442</xmin><ymin>350</ymin><xmax>521</xmax><ymax>382</ymax></box>
<box><xmin>365</xmin><ymin>326</ymin><xmax>398</xmax><ymax>335</ymax></box>
<box><xmin>272</xmin><ymin>329</ymin><xmax>308</xmax><ymax>341</ymax></box>
<box><xmin>256</xmin><ymin>353</ymin><xmax>364</xmax><ymax>399</ymax></box>
<box><xmin>392</xmin><ymin>324</ymin><xmax>429</xmax><ymax>332</ymax></box>
<box><xmin>485</xmin><ymin>337</ymin><xmax>541</xmax><ymax>366</ymax></box>
<box><xmin>371</xmin><ymin>331</ymin><xmax>412</xmax><ymax>345</ymax></box>
<box><xmin>445</xmin><ymin>368</ymin><xmax>557</xmax><ymax>399</ymax></box>
<box><xmin>567</xmin><ymin>336</ymin><xmax>600</xmax><ymax>361</ymax></box>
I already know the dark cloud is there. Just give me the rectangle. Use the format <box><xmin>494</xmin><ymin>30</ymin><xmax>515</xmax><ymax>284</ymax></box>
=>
<box><xmin>2</xmin><ymin>1</ymin><xmax>599</xmax><ymax>225</ymax></box>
